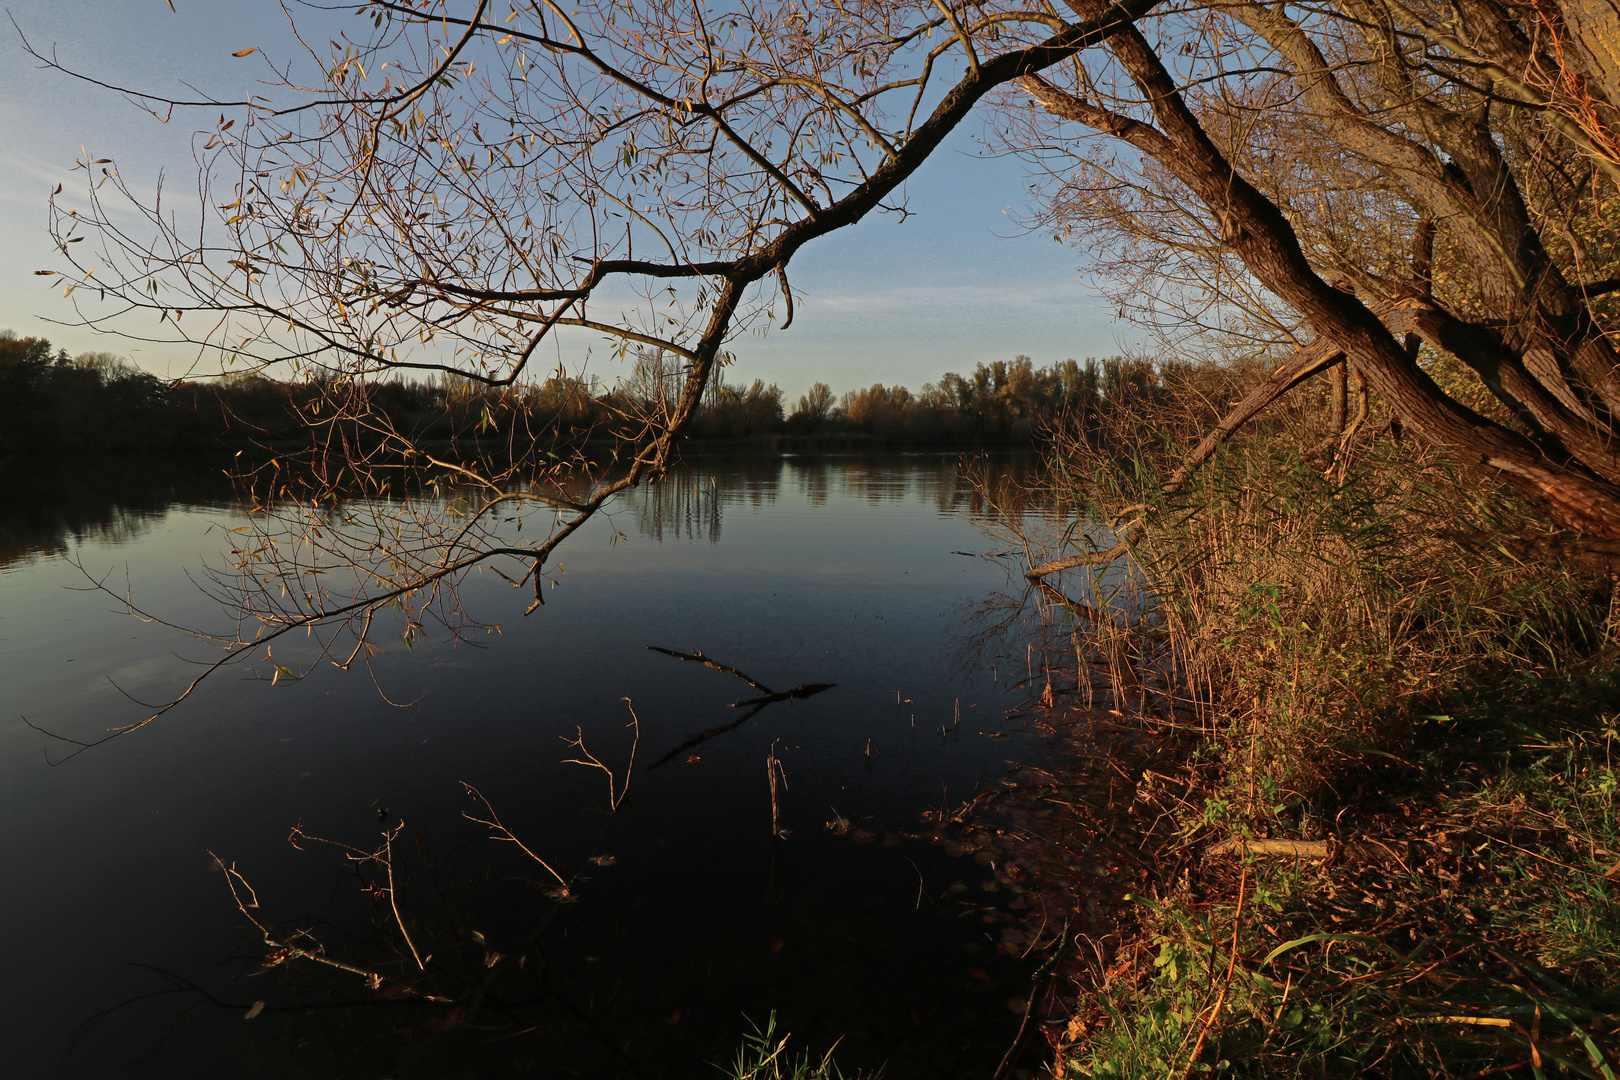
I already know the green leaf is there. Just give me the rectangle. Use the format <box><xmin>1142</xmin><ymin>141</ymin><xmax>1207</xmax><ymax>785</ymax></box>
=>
<box><xmin>1260</xmin><ymin>932</ymin><xmax>1405</xmax><ymax>966</ymax></box>
<box><xmin>1536</xmin><ymin>998</ymin><xmax>1618</xmax><ymax>1080</ymax></box>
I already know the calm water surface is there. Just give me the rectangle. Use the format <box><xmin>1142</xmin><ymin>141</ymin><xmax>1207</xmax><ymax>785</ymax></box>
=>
<box><xmin>1</xmin><ymin>452</ymin><xmax>1052</xmax><ymax>1078</ymax></box>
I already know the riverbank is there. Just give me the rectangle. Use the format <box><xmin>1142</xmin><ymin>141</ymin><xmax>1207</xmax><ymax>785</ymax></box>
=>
<box><xmin>931</xmin><ymin>672</ymin><xmax>1620</xmax><ymax>1078</ymax></box>
<box><xmin>926</xmin><ymin>368</ymin><xmax>1620</xmax><ymax>1077</ymax></box>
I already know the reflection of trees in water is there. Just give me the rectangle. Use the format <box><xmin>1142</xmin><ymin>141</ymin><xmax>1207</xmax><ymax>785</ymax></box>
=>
<box><xmin>626</xmin><ymin>472</ymin><xmax>724</xmax><ymax>543</ymax></box>
<box><xmin>0</xmin><ymin>452</ymin><xmax>1059</xmax><ymax>571</ymax></box>
<box><xmin>814</xmin><ymin>456</ymin><xmax>914</xmax><ymax>505</ymax></box>
<box><xmin>792</xmin><ymin>456</ymin><xmax>833</xmax><ymax>506</ymax></box>
<box><xmin>783</xmin><ymin>452</ymin><xmax>1062</xmax><ymax>524</ymax></box>
<box><xmin>0</xmin><ymin>455</ymin><xmax>232</xmax><ymax>571</ymax></box>
<box><xmin>951</xmin><ymin>454</ymin><xmax>1070</xmax><ymax>525</ymax></box>
<box><xmin>624</xmin><ymin>455</ymin><xmax>790</xmax><ymax>542</ymax></box>
<box><xmin>621</xmin><ymin>452</ymin><xmax>1066</xmax><ymax>536</ymax></box>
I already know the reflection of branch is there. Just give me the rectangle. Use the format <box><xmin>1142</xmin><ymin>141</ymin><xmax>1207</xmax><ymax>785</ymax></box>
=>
<box><xmin>645</xmin><ymin>645</ymin><xmax>834</xmax><ymax>769</ymax></box>
<box><xmin>730</xmin><ymin>684</ymin><xmax>835</xmax><ymax>708</ymax></box>
<box><xmin>646</xmin><ymin>683</ymin><xmax>836</xmax><ymax>770</ymax></box>
<box><xmin>26</xmin><ymin>540</ymin><xmax>543</xmax><ymax>765</ymax></box>
<box><xmin>1031</xmin><ymin>580</ymin><xmax>1106</xmax><ymax>624</ymax></box>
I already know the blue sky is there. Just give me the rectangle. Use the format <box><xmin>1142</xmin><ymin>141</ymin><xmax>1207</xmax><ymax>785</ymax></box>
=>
<box><xmin>0</xmin><ymin>1</ymin><xmax>1131</xmax><ymax>398</ymax></box>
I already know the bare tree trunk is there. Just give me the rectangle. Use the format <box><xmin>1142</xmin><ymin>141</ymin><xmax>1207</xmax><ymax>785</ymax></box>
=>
<box><xmin>1329</xmin><ymin>362</ymin><xmax>1348</xmax><ymax>436</ymax></box>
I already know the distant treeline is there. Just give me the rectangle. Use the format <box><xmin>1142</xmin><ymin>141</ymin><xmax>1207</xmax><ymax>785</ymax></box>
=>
<box><xmin>799</xmin><ymin>354</ymin><xmax>1191</xmax><ymax>441</ymax></box>
<box><xmin>0</xmin><ymin>332</ymin><xmax>204</xmax><ymax>452</ymax></box>
<box><xmin>1</xmin><ymin>329</ymin><xmax>1196</xmax><ymax>453</ymax></box>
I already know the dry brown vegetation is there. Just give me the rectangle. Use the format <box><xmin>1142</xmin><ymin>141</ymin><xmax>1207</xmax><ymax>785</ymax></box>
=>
<box><xmin>948</xmin><ymin>364</ymin><xmax>1620</xmax><ymax>1077</ymax></box>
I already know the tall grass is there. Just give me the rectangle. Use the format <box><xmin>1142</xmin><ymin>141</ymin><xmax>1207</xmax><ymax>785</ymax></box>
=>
<box><xmin>1027</xmin><ymin>365</ymin><xmax>1620</xmax><ymax>1077</ymax></box>
<box><xmin>721</xmin><ymin>1013</ymin><xmax>878</xmax><ymax>1080</ymax></box>
<box><xmin>1042</xmin><ymin>366</ymin><xmax>1611</xmax><ymax>806</ymax></box>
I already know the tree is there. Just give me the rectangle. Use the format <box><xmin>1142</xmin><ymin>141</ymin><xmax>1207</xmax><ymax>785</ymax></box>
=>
<box><xmin>34</xmin><ymin>0</ymin><xmax>1620</xmax><ymax>739</ymax></box>
<box><xmin>841</xmin><ymin>382</ymin><xmax>914</xmax><ymax>429</ymax></box>
<box><xmin>1009</xmin><ymin>0</ymin><xmax>1620</xmax><ymax>571</ymax></box>
<box><xmin>31</xmin><ymin>0</ymin><xmax>1157</xmax><ymax>741</ymax></box>
<box><xmin>793</xmin><ymin>381</ymin><xmax>836</xmax><ymax>427</ymax></box>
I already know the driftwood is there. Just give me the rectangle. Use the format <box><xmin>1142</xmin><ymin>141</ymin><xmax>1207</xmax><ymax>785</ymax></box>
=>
<box><xmin>1208</xmin><ymin>825</ymin><xmax>1579</xmax><ymax>866</ymax></box>
<box><xmin>1208</xmin><ymin>838</ymin><xmax>1332</xmax><ymax>860</ymax></box>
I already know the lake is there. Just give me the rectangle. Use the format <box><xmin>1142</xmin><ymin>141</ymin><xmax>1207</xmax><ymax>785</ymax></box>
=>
<box><xmin>0</xmin><ymin>451</ymin><xmax>1058</xmax><ymax>1078</ymax></box>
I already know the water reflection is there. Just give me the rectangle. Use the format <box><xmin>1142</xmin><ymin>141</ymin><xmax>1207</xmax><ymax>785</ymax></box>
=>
<box><xmin>0</xmin><ymin>450</ymin><xmax>1052</xmax><ymax>570</ymax></box>
<box><xmin>800</xmin><ymin>452</ymin><xmax>1060</xmax><ymax>521</ymax></box>
<box><xmin>627</xmin><ymin>471</ymin><xmax>725</xmax><ymax>543</ymax></box>
<box><xmin>610</xmin><ymin>451</ymin><xmax>1054</xmax><ymax>549</ymax></box>
<box><xmin>0</xmin><ymin>453</ymin><xmax>231</xmax><ymax>572</ymax></box>
<box><xmin>2</xmin><ymin>449</ymin><xmax>1063</xmax><ymax>1079</ymax></box>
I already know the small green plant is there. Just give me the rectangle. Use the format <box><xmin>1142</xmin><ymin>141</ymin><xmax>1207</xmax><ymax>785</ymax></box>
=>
<box><xmin>721</xmin><ymin>1013</ymin><xmax>877</xmax><ymax>1080</ymax></box>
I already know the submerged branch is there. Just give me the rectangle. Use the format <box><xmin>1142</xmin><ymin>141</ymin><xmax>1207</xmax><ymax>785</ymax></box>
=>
<box><xmin>645</xmin><ymin>645</ymin><xmax>834</xmax><ymax>769</ymax></box>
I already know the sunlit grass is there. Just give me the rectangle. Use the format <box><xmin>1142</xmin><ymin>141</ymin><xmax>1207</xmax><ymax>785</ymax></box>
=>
<box><xmin>720</xmin><ymin>1012</ymin><xmax>880</xmax><ymax>1080</ymax></box>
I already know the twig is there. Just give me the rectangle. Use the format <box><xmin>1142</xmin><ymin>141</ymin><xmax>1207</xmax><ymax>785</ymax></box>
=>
<box><xmin>460</xmin><ymin>783</ymin><xmax>568</xmax><ymax>888</ymax></box>
<box><xmin>207</xmin><ymin>850</ymin><xmax>452</xmax><ymax>1001</ymax></box>
<box><xmin>383</xmin><ymin>823</ymin><xmax>426</xmax><ymax>970</ymax></box>
<box><xmin>767</xmin><ymin>740</ymin><xmax>790</xmax><ymax>839</ymax></box>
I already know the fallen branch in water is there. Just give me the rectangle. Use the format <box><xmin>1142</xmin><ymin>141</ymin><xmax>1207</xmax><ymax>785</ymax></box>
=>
<box><xmin>645</xmin><ymin>645</ymin><xmax>835</xmax><ymax>769</ymax></box>
<box><xmin>645</xmin><ymin>645</ymin><xmax>775</xmax><ymax>697</ymax></box>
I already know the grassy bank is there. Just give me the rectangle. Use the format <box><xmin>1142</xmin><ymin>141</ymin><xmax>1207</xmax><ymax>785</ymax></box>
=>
<box><xmin>961</xmin><ymin>366</ymin><xmax>1620</xmax><ymax>1077</ymax></box>
<box><xmin>1029</xmin><ymin>698</ymin><xmax>1620</xmax><ymax>1078</ymax></box>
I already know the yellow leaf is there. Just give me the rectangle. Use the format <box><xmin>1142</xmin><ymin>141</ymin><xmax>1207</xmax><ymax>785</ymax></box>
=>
<box><xmin>233</xmin><ymin>48</ymin><xmax>259</xmax><ymax>57</ymax></box>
